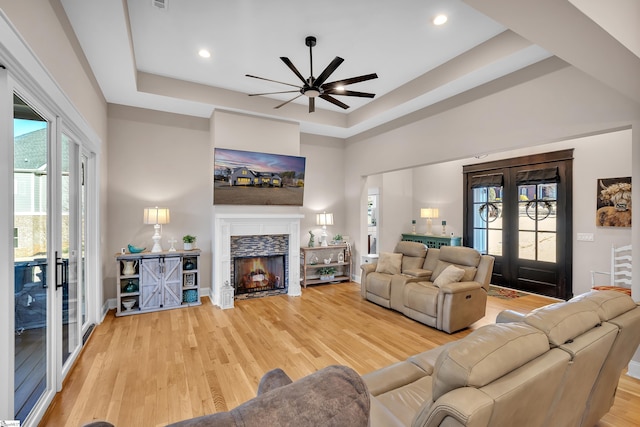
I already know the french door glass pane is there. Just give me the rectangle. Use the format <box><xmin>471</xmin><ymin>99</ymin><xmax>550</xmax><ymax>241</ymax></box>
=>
<box><xmin>14</xmin><ymin>94</ymin><xmax>48</xmax><ymax>421</ymax></box>
<box><xmin>62</xmin><ymin>133</ymin><xmax>80</xmax><ymax>365</ymax></box>
<box><xmin>472</xmin><ymin>186</ymin><xmax>502</xmax><ymax>256</ymax></box>
<box><xmin>517</xmin><ymin>183</ymin><xmax>558</xmax><ymax>262</ymax></box>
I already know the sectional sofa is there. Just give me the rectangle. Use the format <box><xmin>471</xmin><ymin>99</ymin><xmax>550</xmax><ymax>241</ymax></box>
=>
<box><xmin>363</xmin><ymin>289</ymin><xmax>640</xmax><ymax>426</ymax></box>
<box><xmin>360</xmin><ymin>241</ymin><xmax>495</xmax><ymax>333</ymax></box>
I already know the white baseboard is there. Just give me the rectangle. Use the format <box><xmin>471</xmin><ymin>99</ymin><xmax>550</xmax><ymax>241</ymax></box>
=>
<box><xmin>627</xmin><ymin>359</ymin><xmax>640</xmax><ymax>379</ymax></box>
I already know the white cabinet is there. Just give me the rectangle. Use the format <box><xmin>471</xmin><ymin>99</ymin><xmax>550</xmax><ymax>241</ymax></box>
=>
<box><xmin>115</xmin><ymin>250</ymin><xmax>201</xmax><ymax>316</ymax></box>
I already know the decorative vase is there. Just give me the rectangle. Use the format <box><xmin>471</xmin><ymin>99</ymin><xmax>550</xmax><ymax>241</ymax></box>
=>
<box><xmin>122</xmin><ymin>260</ymin><xmax>137</xmax><ymax>276</ymax></box>
<box><xmin>184</xmin><ymin>259</ymin><xmax>195</xmax><ymax>270</ymax></box>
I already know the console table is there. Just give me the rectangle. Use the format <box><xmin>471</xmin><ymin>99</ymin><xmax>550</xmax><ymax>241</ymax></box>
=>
<box><xmin>401</xmin><ymin>233</ymin><xmax>462</xmax><ymax>248</ymax></box>
<box><xmin>115</xmin><ymin>249</ymin><xmax>201</xmax><ymax>316</ymax></box>
<box><xmin>300</xmin><ymin>245</ymin><xmax>351</xmax><ymax>288</ymax></box>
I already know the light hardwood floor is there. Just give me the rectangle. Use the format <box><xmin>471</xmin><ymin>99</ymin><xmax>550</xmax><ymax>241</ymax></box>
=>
<box><xmin>40</xmin><ymin>283</ymin><xmax>640</xmax><ymax>426</ymax></box>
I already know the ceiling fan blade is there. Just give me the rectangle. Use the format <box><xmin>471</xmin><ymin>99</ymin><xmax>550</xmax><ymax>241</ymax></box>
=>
<box><xmin>324</xmin><ymin>89</ymin><xmax>376</xmax><ymax>98</ymax></box>
<box><xmin>309</xmin><ymin>98</ymin><xmax>315</xmax><ymax>113</ymax></box>
<box><xmin>314</xmin><ymin>57</ymin><xmax>344</xmax><ymax>87</ymax></box>
<box><xmin>280</xmin><ymin>57</ymin><xmax>308</xmax><ymax>85</ymax></box>
<box><xmin>246</xmin><ymin>74</ymin><xmax>302</xmax><ymax>89</ymax></box>
<box><xmin>319</xmin><ymin>94</ymin><xmax>349</xmax><ymax>109</ymax></box>
<box><xmin>274</xmin><ymin>94</ymin><xmax>303</xmax><ymax>109</ymax></box>
<box><xmin>248</xmin><ymin>90</ymin><xmax>301</xmax><ymax>96</ymax></box>
<box><xmin>323</xmin><ymin>73</ymin><xmax>378</xmax><ymax>89</ymax></box>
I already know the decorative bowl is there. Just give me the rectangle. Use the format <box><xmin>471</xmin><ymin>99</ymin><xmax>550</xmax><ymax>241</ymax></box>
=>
<box><xmin>122</xmin><ymin>298</ymin><xmax>136</xmax><ymax>311</ymax></box>
<box><xmin>128</xmin><ymin>244</ymin><xmax>145</xmax><ymax>253</ymax></box>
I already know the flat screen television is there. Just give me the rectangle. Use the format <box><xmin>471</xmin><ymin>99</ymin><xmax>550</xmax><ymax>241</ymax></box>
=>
<box><xmin>213</xmin><ymin>148</ymin><xmax>306</xmax><ymax>206</ymax></box>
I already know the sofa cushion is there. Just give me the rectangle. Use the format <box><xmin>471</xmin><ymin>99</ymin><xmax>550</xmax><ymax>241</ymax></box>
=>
<box><xmin>432</xmin><ymin>323</ymin><xmax>549</xmax><ymax>401</ymax></box>
<box><xmin>404</xmin><ymin>282</ymin><xmax>438</xmax><ymax>317</ymax></box>
<box><xmin>433</xmin><ymin>265</ymin><xmax>465</xmax><ymax>288</ymax></box>
<box><xmin>367</xmin><ymin>273</ymin><xmax>393</xmax><ymax>299</ymax></box>
<box><xmin>570</xmin><ymin>290</ymin><xmax>637</xmax><ymax>321</ymax></box>
<box><xmin>431</xmin><ymin>260</ymin><xmax>477</xmax><ymax>282</ymax></box>
<box><xmin>438</xmin><ymin>245</ymin><xmax>481</xmax><ymax>267</ymax></box>
<box><xmin>376</xmin><ymin>252</ymin><xmax>402</xmax><ymax>275</ymax></box>
<box><xmin>524</xmin><ymin>300</ymin><xmax>601</xmax><ymax>346</ymax></box>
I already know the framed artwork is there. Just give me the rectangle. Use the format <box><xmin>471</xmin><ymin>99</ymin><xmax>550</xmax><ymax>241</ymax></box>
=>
<box><xmin>596</xmin><ymin>177</ymin><xmax>631</xmax><ymax>227</ymax></box>
<box><xmin>213</xmin><ymin>148</ymin><xmax>306</xmax><ymax>206</ymax></box>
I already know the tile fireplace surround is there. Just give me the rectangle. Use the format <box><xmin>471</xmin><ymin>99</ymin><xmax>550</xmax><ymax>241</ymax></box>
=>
<box><xmin>212</xmin><ymin>213</ymin><xmax>303</xmax><ymax>308</ymax></box>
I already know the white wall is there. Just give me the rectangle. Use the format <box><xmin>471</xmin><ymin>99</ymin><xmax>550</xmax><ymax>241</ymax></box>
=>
<box><xmin>406</xmin><ymin>128</ymin><xmax>632</xmax><ymax>297</ymax></box>
<box><xmin>345</xmin><ymin>63</ymin><xmax>640</xmax><ymax>278</ymax></box>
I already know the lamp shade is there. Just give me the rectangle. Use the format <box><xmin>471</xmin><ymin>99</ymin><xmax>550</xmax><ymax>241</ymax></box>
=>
<box><xmin>420</xmin><ymin>208</ymin><xmax>439</xmax><ymax>219</ymax></box>
<box><xmin>316</xmin><ymin>212</ymin><xmax>334</xmax><ymax>226</ymax></box>
<box><xmin>143</xmin><ymin>207</ymin><xmax>170</xmax><ymax>225</ymax></box>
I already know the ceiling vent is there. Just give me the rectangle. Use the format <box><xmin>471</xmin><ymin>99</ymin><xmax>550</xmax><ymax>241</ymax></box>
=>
<box><xmin>152</xmin><ymin>0</ymin><xmax>167</xmax><ymax>10</ymax></box>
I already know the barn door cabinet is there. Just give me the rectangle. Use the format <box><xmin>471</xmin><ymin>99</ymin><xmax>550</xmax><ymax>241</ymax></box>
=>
<box><xmin>115</xmin><ymin>250</ymin><xmax>201</xmax><ymax>316</ymax></box>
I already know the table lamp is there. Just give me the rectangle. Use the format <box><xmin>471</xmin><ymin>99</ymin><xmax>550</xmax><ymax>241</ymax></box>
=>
<box><xmin>316</xmin><ymin>212</ymin><xmax>334</xmax><ymax>247</ymax></box>
<box><xmin>143</xmin><ymin>206</ymin><xmax>170</xmax><ymax>253</ymax></box>
<box><xmin>420</xmin><ymin>208</ymin><xmax>439</xmax><ymax>235</ymax></box>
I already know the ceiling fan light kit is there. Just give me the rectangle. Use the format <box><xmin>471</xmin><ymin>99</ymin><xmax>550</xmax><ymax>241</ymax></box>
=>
<box><xmin>246</xmin><ymin>35</ymin><xmax>378</xmax><ymax>113</ymax></box>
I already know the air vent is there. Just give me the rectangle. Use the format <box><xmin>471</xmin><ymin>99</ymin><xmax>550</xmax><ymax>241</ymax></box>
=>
<box><xmin>152</xmin><ymin>0</ymin><xmax>167</xmax><ymax>10</ymax></box>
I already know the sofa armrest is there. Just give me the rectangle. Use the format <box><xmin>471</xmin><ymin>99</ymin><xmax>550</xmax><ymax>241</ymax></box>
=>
<box><xmin>360</xmin><ymin>263</ymin><xmax>377</xmax><ymax>297</ymax></box>
<box><xmin>402</xmin><ymin>268</ymin><xmax>433</xmax><ymax>279</ymax></box>
<box><xmin>412</xmin><ymin>387</ymin><xmax>493</xmax><ymax>427</ymax></box>
<box><xmin>496</xmin><ymin>310</ymin><xmax>526</xmax><ymax>323</ymax></box>
<box><xmin>438</xmin><ymin>280</ymin><xmax>483</xmax><ymax>294</ymax></box>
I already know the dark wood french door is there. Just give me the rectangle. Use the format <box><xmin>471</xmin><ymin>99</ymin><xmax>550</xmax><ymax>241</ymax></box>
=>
<box><xmin>463</xmin><ymin>150</ymin><xmax>573</xmax><ymax>300</ymax></box>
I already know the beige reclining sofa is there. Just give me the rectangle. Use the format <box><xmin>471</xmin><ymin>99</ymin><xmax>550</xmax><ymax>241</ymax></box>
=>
<box><xmin>361</xmin><ymin>241</ymin><xmax>495</xmax><ymax>333</ymax></box>
<box><xmin>363</xmin><ymin>290</ymin><xmax>640</xmax><ymax>427</ymax></box>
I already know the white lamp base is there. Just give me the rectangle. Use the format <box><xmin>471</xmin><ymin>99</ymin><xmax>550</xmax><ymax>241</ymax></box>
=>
<box><xmin>321</xmin><ymin>225</ymin><xmax>328</xmax><ymax>247</ymax></box>
<box><xmin>151</xmin><ymin>224</ymin><xmax>163</xmax><ymax>253</ymax></box>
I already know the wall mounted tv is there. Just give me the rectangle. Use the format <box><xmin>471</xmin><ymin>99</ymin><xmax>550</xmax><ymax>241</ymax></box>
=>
<box><xmin>213</xmin><ymin>148</ymin><xmax>306</xmax><ymax>206</ymax></box>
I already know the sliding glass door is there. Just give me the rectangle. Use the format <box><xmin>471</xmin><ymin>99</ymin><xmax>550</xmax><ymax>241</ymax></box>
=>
<box><xmin>13</xmin><ymin>94</ymin><xmax>50</xmax><ymax>422</ymax></box>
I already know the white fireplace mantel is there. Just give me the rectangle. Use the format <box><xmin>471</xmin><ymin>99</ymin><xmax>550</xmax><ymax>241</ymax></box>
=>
<box><xmin>212</xmin><ymin>213</ymin><xmax>303</xmax><ymax>307</ymax></box>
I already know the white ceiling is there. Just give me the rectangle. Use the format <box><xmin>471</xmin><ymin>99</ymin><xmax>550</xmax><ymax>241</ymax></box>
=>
<box><xmin>58</xmin><ymin>0</ymin><xmax>638</xmax><ymax>139</ymax></box>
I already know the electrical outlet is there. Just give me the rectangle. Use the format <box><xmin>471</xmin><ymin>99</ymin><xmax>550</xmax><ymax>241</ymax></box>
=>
<box><xmin>577</xmin><ymin>233</ymin><xmax>594</xmax><ymax>242</ymax></box>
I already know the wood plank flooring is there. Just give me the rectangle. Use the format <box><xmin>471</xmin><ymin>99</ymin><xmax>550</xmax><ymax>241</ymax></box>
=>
<box><xmin>40</xmin><ymin>283</ymin><xmax>640</xmax><ymax>426</ymax></box>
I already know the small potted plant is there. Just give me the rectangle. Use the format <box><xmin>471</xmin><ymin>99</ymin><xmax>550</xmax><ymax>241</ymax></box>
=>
<box><xmin>333</xmin><ymin>234</ymin><xmax>343</xmax><ymax>245</ymax></box>
<box><xmin>183</xmin><ymin>235</ymin><xmax>196</xmax><ymax>251</ymax></box>
<box><xmin>318</xmin><ymin>266</ymin><xmax>337</xmax><ymax>281</ymax></box>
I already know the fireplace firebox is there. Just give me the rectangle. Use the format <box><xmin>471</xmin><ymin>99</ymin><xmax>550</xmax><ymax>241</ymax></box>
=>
<box><xmin>234</xmin><ymin>255</ymin><xmax>286</xmax><ymax>295</ymax></box>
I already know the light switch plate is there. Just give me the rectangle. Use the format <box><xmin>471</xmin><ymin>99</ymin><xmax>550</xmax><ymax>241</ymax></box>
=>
<box><xmin>577</xmin><ymin>233</ymin><xmax>594</xmax><ymax>242</ymax></box>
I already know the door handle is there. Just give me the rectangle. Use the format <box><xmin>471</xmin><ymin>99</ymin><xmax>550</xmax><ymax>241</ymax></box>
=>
<box><xmin>55</xmin><ymin>251</ymin><xmax>68</xmax><ymax>290</ymax></box>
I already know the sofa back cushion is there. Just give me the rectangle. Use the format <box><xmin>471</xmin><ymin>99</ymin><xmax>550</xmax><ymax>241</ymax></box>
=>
<box><xmin>570</xmin><ymin>289</ymin><xmax>637</xmax><ymax>321</ymax></box>
<box><xmin>432</xmin><ymin>323</ymin><xmax>549</xmax><ymax>401</ymax></box>
<box><xmin>394</xmin><ymin>241</ymin><xmax>427</xmax><ymax>272</ymax></box>
<box><xmin>438</xmin><ymin>246</ymin><xmax>481</xmax><ymax>267</ymax></box>
<box><xmin>524</xmin><ymin>300</ymin><xmax>601</xmax><ymax>346</ymax></box>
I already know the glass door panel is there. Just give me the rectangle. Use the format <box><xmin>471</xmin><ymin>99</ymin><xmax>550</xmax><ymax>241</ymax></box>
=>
<box><xmin>13</xmin><ymin>94</ymin><xmax>49</xmax><ymax>422</ymax></box>
<box><xmin>61</xmin><ymin>133</ymin><xmax>80</xmax><ymax>366</ymax></box>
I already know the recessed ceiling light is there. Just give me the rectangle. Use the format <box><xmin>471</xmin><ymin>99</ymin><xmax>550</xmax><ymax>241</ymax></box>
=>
<box><xmin>198</xmin><ymin>49</ymin><xmax>211</xmax><ymax>58</ymax></box>
<box><xmin>335</xmin><ymin>86</ymin><xmax>345</xmax><ymax>92</ymax></box>
<box><xmin>433</xmin><ymin>14</ymin><xmax>448</xmax><ymax>26</ymax></box>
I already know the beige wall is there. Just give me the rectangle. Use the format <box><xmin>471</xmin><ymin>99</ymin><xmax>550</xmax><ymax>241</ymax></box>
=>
<box><xmin>346</xmin><ymin>64</ymin><xmax>640</xmax><ymax>277</ymax></box>
<box><xmin>107</xmin><ymin>105</ymin><xmax>211</xmax><ymax>299</ymax></box>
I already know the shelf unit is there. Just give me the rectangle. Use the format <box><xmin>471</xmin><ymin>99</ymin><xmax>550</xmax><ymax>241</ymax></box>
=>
<box><xmin>401</xmin><ymin>233</ymin><xmax>462</xmax><ymax>248</ymax></box>
<box><xmin>115</xmin><ymin>249</ymin><xmax>201</xmax><ymax>316</ymax></box>
<box><xmin>300</xmin><ymin>244</ymin><xmax>351</xmax><ymax>288</ymax></box>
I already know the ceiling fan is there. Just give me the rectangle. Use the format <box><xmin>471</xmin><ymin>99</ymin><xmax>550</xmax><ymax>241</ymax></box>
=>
<box><xmin>246</xmin><ymin>36</ymin><xmax>378</xmax><ymax>113</ymax></box>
